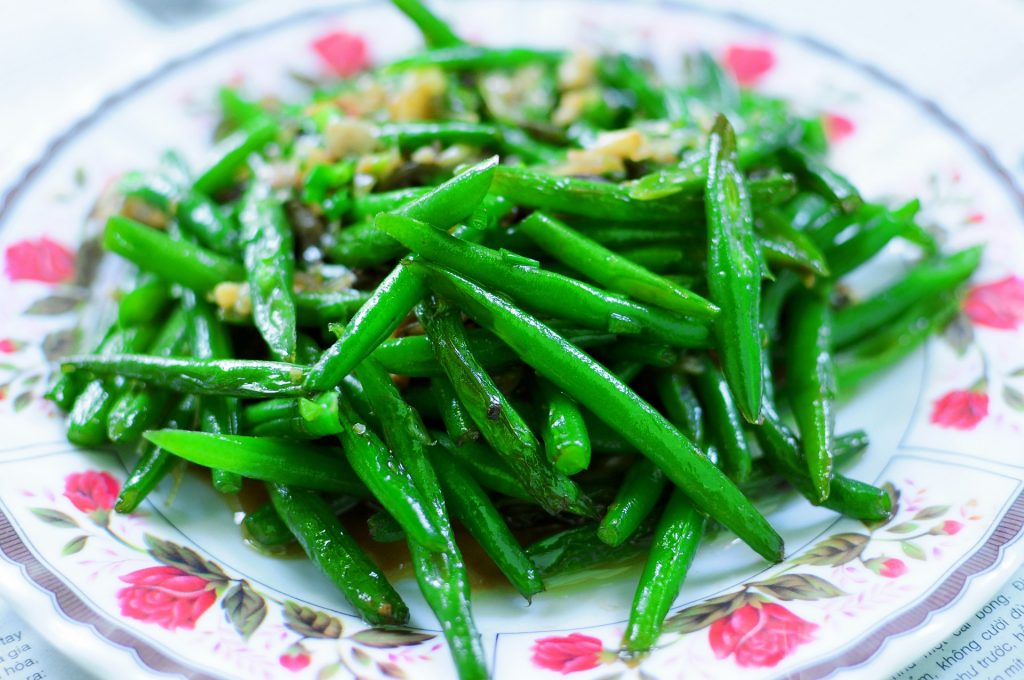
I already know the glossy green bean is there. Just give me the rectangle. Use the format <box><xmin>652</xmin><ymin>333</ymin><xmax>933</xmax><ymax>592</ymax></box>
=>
<box><xmin>412</xmin><ymin>263</ymin><xmax>783</xmax><ymax>562</ymax></box>
<box><xmin>390</xmin><ymin>0</ymin><xmax>465</xmax><ymax>48</ymax></box>
<box><xmin>430</xmin><ymin>450</ymin><xmax>544</xmax><ymax>599</ymax></box>
<box><xmin>376</xmin><ymin>214</ymin><xmax>712</xmax><ymax>348</ymax></box>
<box><xmin>389</xmin><ymin>46</ymin><xmax>564</xmax><ymax>71</ymax></box>
<box><xmin>490</xmin><ymin>166</ymin><xmax>796</xmax><ymax>223</ymax></box>
<box><xmin>421</xmin><ymin>301</ymin><xmax>593</xmax><ymax>517</ymax></box>
<box><xmin>335</xmin><ymin>394</ymin><xmax>446</xmax><ymax>551</ymax></box>
<box><xmin>242</xmin><ymin>502</ymin><xmax>296</xmax><ymax>551</ymax></box>
<box><xmin>526</xmin><ymin>521</ymin><xmax>654</xmax><ymax>578</ymax></box>
<box><xmin>114</xmin><ymin>394</ymin><xmax>198</xmax><ymax>514</ymax></box>
<box><xmin>193</xmin><ymin>117</ymin><xmax>277</xmax><ymax>195</ymax></box>
<box><xmin>239</xmin><ymin>188</ymin><xmax>297</xmax><ymax>361</ymax></box>
<box><xmin>117</xmin><ymin>273</ymin><xmax>172</xmax><ymax>326</ymax></box>
<box><xmin>434</xmin><ymin>376</ymin><xmax>480</xmax><ymax>445</ymax></box>
<box><xmin>306</xmin><ymin>157</ymin><xmax>498</xmax><ymax>391</ymax></box>
<box><xmin>269</xmin><ymin>483</ymin><xmax>409</xmax><ymax>625</ymax></box>
<box><xmin>432</xmin><ymin>433</ymin><xmax>532</xmax><ymax>501</ymax></box>
<box><xmin>106</xmin><ymin>306</ymin><xmax>189</xmax><ymax>443</ymax></box>
<box><xmin>705</xmin><ymin>114</ymin><xmax>763</xmax><ymax>423</ymax></box>
<box><xmin>780</xmin><ymin>145</ymin><xmax>861</xmax><ymax>213</ymax></box>
<box><xmin>785</xmin><ymin>286</ymin><xmax>836</xmax><ymax>502</ymax></box>
<box><xmin>517</xmin><ymin>212</ymin><xmax>717</xmax><ymax>318</ymax></box>
<box><xmin>832</xmin><ymin>246</ymin><xmax>982</xmax><ymax>348</ymax></box>
<box><xmin>690</xmin><ymin>355</ymin><xmax>753</xmax><ymax>483</ymax></box>
<box><xmin>61</xmin><ymin>355</ymin><xmax>307</xmax><ymax>398</ymax></box>
<box><xmin>621</xmin><ymin>489</ymin><xmax>703</xmax><ymax>653</ymax></box>
<box><xmin>104</xmin><ymin>216</ymin><xmax>244</xmax><ymax>293</ymax></box>
<box><xmin>598</xmin><ymin>458</ymin><xmax>666</xmax><ymax>547</ymax></box>
<box><xmin>537</xmin><ymin>378</ymin><xmax>591</xmax><ymax>476</ymax></box>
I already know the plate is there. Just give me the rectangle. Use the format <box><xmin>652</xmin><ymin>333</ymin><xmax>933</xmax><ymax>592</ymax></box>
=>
<box><xmin>2</xmin><ymin>1</ymin><xmax>1024</xmax><ymax>678</ymax></box>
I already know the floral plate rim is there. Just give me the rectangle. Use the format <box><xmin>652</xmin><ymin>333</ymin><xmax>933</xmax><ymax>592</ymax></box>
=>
<box><xmin>2</xmin><ymin>1</ymin><xmax>1024</xmax><ymax>679</ymax></box>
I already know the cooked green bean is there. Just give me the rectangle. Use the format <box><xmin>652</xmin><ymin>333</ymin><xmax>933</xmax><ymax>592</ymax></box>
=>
<box><xmin>412</xmin><ymin>263</ymin><xmax>783</xmax><ymax>561</ymax></box>
<box><xmin>537</xmin><ymin>377</ymin><xmax>591</xmax><ymax>475</ymax></box>
<box><xmin>705</xmin><ymin>115</ymin><xmax>763</xmax><ymax>423</ymax></box>
<box><xmin>689</xmin><ymin>355</ymin><xmax>753</xmax><ymax>483</ymax></box>
<box><xmin>269</xmin><ymin>483</ymin><xmax>408</xmax><ymax>625</ymax></box>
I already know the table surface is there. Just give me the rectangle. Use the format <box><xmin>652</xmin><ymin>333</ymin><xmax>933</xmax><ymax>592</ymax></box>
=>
<box><xmin>1</xmin><ymin>1</ymin><xmax>1022</xmax><ymax>678</ymax></box>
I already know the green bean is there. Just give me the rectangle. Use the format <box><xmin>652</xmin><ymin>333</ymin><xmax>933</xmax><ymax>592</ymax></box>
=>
<box><xmin>598</xmin><ymin>341</ymin><xmax>677</xmax><ymax>369</ymax></box>
<box><xmin>432</xmin><ymin>433</ymin><xmax>532</xmax><ymax>501</ymax></box>
<box><xmin>434</xmin><ymin>376</ymin><xmax>480</xmax><ymax>445</ymax></box>
<box><xmin>780</xmin><ymin>145</ymin><xmax>861</xmax><ymax>213</ymax></box>
<box><xmin>325</xmin><ymin>221</ymin><xmax>403</xmax><ymax>268</ymax></box>
<box><xmin>239</xmin><ymin>188</ymin><xmax>297</xmax><ymax>361</ymax></box>
<box><xmin>115</xmin><ymin>395</ymin><xmax>198</xmax><ymax>513</ymax></box>
<box><xmin>689</xmin><ymin>355</ymin><xmax>753</xmax><ymax>483</ymax></box>
<box><xmin>517</xmin><ymin>212</ymin><xmax>717</xmax><ymax>318</ymax></box>
<box><xmin>48</xmin><ymin>321</ymin><xmax>120</xmax><ymax>412</ymax></box>
<box><xmin>526</xmin><ymin>521</ymin><xmax>654</xmax><ymax>578</ymax></box>
<box><xmin>757</xmin><ymin>210</ymin><xmax>830</xmax><ymax>277</ymax></box>
<box><xmin>654</xmin><ymin>371</ymin><xmax>705</xmax><ymax>446</ymax></box>
<box><xmin>430</xmin><ymin>450</ymin><xmax>544</xmax><ymax>599</ymax></box>
<box><xmin>598</xmin><ymin>54</ymin><xmax>671</xmax><ymax>120</ymax></box>
<box><xmin>598</xmin><ymin>459</ymin><xmax>666</xmax><ymax>546</ymax></box>
<box><xmin>335</xmin><ymin>394</ymin><xmax>446</xmax><ymax>551</ymax></box>
<box><xmin>621</xmin><ymin>489</ymin><xmax>703</xmax><ymax>653</ymax></box>
<box><xmin>377</xmin><ymin>214</ymin><xmax>712</xmax><ymax>348</ymax></box>
<box><xmin>106</xmin><ymin>306</ymin><xmax>189</xmax><ymax>443</ymax></box>
<box><xmin>218</xmin><ymin>86</ymin><xmax>269</xmax><ymax>130</ymax></box>
<box><xmin>242</xmin><ymin>398</ymin><xmax>297</xmax><ymax>428</ymax></box>
<box><xmin>242</xmin><ymin>502</ymin><xmax>296</xmax><ymax>551</ymax></box>
<box><xmin>537</xmin><ymin>378</ymin><xmax>591</xmax><ymax>475</ymax></box>
<box><xmin>756</xmin><ymin>404</ymin><xmax>891</xmax><ymax>521</ymax></box>
<box><xmin>268</xmin><ymin>483</ymin><xmax>409</xmax><ymax>625</ymax></box>
<box><xmin>836</xmin><ymin>293</ymin><xmax>961</xmax><ymax>395</ymax></box>
<box><xmin>65</xmin><ymin>325</ymin><xmax>157</xmax><ymax>447</ymax></box>
<box><xmin>412</xmin><ymin>263</ymin><xmax>783</xmax><ymax>562</ymax></box>
<box><xmin>785</xmin><ymin>286</ymin><xmax>836</xmax><ymax>502</ymax></box>
<box><xmin>619</xmin><ymin>246</ymin><xmax>687</xmax><ymax>274</ymax></box>
<box><xmin>496</xmin><ymin>125</ymin><xmax>564</xmax><ymax>164</ymax></box>
<box><xmin>832</xmin><ymin>246</ymin><xmax>982</xmax><ymax>348</ymax></box>
<box><xmin>825</xmin><ymin>201</ymin><xmax>918</xmax><ymax>278</ymax></box>
<box><xmin>355</xmin><ymin>354</ymin><xmax>487</xmax><ymax>680</ymax></box>
<box><xmin>351</xmin><ymin>188</ymin><xmax>430</xmax><ymax>220</ymax></box>
<box><xmin>390</xmin><ymin>0</ymin><xmax>464</xmax><ymax>49</ymax></box>
<box><xmin>104</xmin><ymin>216</ymin><xmax>244</xmax><ymax>293</ymax></box>
<box><xmin>379</xmin><ymin>121</ymin><xmax>501</xmax><ymax>148</ymax></box>
<box><xmin>367</xmin><ymin>511</ymin><xmax>405</xmax><ymax>542</ymax></box>
<box><xmin>193</xmin><ymin>117</ymin><xmax>277</xmax><ymax>196</ymax></box>
<box><xmin>177</xmin><ymin>192</ymin><xmax>240</xmax><ymax>255</ymax></box>
<box><xmin>421</xmin><ymin>300</ymin><xmax>593</xmax><ymax>517</ymax></box>
<box><xmin>117</xmin><ymin>273</ymin><xmax>171</xmax><ymax>326</ymax></box>
<box><xmin>490</xmin><ymin>166</ymin><xmax>796</xmax><ymax>223</ymax></box>
<box><xmin>61</xmin><ymin>355</ymin><xmax>307</xmax><ymax>398</ymax></box>
<box><xmin>306</xmin><ymin>157</ymin><xmax>499</xmax><ymax>391</ymax></box>
<box><xmin>144</xmin><ymin>430</ymin><xmax>368</xmax><ymax>496</ymax></box>
<box><xmin>374</xmin><ymin>329</ymin><xmax>513</xmax><ymax>377</ymax></box>
<box><xmin>389</xmin><ymin>45</ymin><xmax>564</xmax><ymax>71</ymax></box>
<box><xmin>251</xmin><ymin>393</ymin><xmax>344</xmax><ymax>439</ymax></box>
<box><xmin>705</xmin><ymin>114</ymin><xmax>763</xmax><ymax>423</ymax></box>
<box><xmin>295</xmin><ymin>289</ymin><xmax>371</xmax><ymax>327</ymax></box>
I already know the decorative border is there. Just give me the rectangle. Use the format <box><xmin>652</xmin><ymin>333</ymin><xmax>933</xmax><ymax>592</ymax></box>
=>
<box><xmin>0</xmin><ymin>1</ymin><xmax>1022</xmax><ymax>679</ymax></box>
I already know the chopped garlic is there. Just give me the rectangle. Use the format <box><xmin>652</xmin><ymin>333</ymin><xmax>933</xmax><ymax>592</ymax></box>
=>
<box><xmin>355</xmin><ymin>147</ymin><xmax>402</xmax><ymax>192</ymax></box>
<box><xmin>558</xmin><ymin>50</ymin><xmax>597</xmax><ymax>90</ymax></box>
<box><xmin>411</xmin><ymin>143</ymin><xmax>475</xmax><ymax>168</ymax></box>
<box><xmin>120</xmin><ymin>196</ymin><xmax>168</xmax><ymax>229</ymax></box>
<box><xmin>387</xmin><ymin>67</ymin><xmax>446</xmax><ymax>121</ymax></box>
<box><xmin>325</xmin><ymin>117</ymin><xmax>378</xmax><ymax>158</ymax></box>
<box><xmin>553</xmin><ymin>88</ymin><xmax>598</xmax><ymax>126</ymax></box>
<box><xmin>212</xmin><ymin>282</ymin><xmax>252</xmax><ymax>317</ymax></box>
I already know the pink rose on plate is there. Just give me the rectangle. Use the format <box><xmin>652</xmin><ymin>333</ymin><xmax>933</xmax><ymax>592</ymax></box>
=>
<box><xmin>311</xmin><ymin>30</ymin><xmax>369</xmax><ymax>76</ymax></box>
<box><xmin>64</xmin><ymin>470</ymin><xmax>119</xmax><ymax>514</ymax></box>
<box><xmin>963</xmin><ymin>276</ymin><xmax>1024</xmax><ymax>330</ymax></box>
<box><xmin>531</xmin><ymin>633</ymin><xmax>608</xmax><ymax>674</ymax></box>
<box><xmin>709</xmin><ymin>603</ymin><xmax>817</xmax><ymax>668</ymax></box>
<box><xmin>823</xmin><ymin>112</ymin><xmax>855</xmax><ymax>143</ymax></box>
<box><xmin>879</xmin><ymin>558</ymin><xmax>908</xmax><ymax>578</ymax></box>
<box><xmin>933</xmin><ymin>520</ymin><xmax>963</xmax><ymax>536</ymax></box>
<box><xmin>117</xmin><ymin>566</ymin><xmax>216</xmax><ymax>630</ymax></box>
<box><xmin>280</xmin><ymin>651</ymin><xmax>312</xmax><ymax>672</ymax></box>
<box><xmin>930</xmin><ymin>389</ymin><xmax>988</xmax><ymax>430</ymax></box>
<box><xmin>4</xmin><ymin>237</ymin><xmax>75</xmax><ymax>283</ymax></box>
<box><xmin>722</xmin><ymin>45</ymin><xmax>775</xmax><ymax>86</ymax></box>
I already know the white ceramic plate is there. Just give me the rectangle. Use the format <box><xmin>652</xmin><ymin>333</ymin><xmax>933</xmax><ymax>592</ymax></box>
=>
<box><xmin>2</xmin><ymin>2</ymin><xmax>1024</xmax><ymax>678</ymax></box>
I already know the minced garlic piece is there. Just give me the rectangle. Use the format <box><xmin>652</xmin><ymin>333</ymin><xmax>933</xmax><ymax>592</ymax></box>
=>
<box><xmin>411</xmin><ymin>143</ymin><xmax>475</xmax><ymax>168</ymax></box>
<box><xmin>558</xmin><ymin>50</ymin><xmax>597</xmax><ymax>90</ymax></box>
<box><xmin>554</xmin><ymin>128</ymin><xmax>650</xmax><ymax>176</ymax></box>
<box><xmin>325</xmin><ymin>117</ymin><xmax>378</xmax><ymax>158</ymax></box>
<box><xmin>387</xmin><ymin>67</ymin><xmax>446</xmax><ymax>121</ymax></box>
<box><xmin>335</xmin><ymin>77</ymin><xmax>388</xmax><ymax>118</ymax></box>
<box><xmin>120</xmin><ymin>196</ymin><xmax>168</xmax><ymax>229</ymax></box>
<box><xmin>212</xmin><ymin>282</ymin><xmax>252</xmax><ymax>317</ymax></box>
<box><xmin>553</xmin><ymin>87</ymin><xmax>598</xmax><ymax>126</ymax></box>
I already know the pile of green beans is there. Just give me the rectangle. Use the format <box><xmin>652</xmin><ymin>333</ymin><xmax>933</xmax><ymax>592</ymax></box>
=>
<box><xmin>50</xmin><ymin>1</ymin><xmax>982</xmax><ymax>677</ymax></box>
